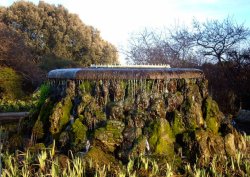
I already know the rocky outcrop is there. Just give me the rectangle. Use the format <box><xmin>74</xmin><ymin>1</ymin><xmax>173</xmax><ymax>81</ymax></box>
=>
<box><xmin>28</xmin><ymin>67</ymin><xmax>246</xmax><ymax>169</ymax></box>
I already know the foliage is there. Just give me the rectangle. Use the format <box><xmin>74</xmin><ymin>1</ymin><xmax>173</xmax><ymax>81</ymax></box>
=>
<box><xmin>0</xmin><ymin>1</ymin><xmax>118</xmax><ymax>98</ymax></box>
<box><xmin>0</xmin><ymin>1</ymin><xmax>118</xmax><ymax>66</ymax></box>
<box><xmin>0</xmin><ymin>22</ymin><xmax>43</xmax><ymax>89</ymax></box>
<box><xmin>202</xmin><ymin>59</ymin><xmax>250</xmax><ymax>113</ymax></box>
<box><xmin>33</xmin><ymin>83</ymin><xmax>51</xmax><ymax>109</ymax></box>
<box><xmin>0</xmin><ymin>99</ymin><xmax>33</xmax><ymax>112</ymax></box>
<box><xmin>0</xmin><ymin>67</ymin><xmax>23</xmax><ymax>99</ymax></box>
<box><xmin>39</xmin><ymin>54</ymin><xmax>78</xmax><ymax>72</ymax></box>
<box><xmin>0</xmin><ymin>83</ymin><xmax>51</xmax><ymax>112</ymax></box>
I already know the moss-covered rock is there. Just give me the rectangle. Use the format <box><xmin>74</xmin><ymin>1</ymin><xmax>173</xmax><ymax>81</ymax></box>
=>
<box><xmin>49</xmin><ymin>95</ymin><xmax>72</xmax><ymax>136</ymax></box>
<box><xmin>166</xmin><ymin>91</ymin><xmax>184</xmax><ymax>112</ymax></box>
<box><xmin>224</xmin><ymin>133</ymin><xmax>236</xmax><ymax>156</ymax></box>
<box><xmin>82</xmin><ymin>99</ymin><xmax>106</xmax><ymax>129</ymax></box>
<box><xmin>26</xmin><ymin>74</ymin><xmax>248</xmax><ymax>171</ymax></box>
<box><xmin>195</xmin><ymin>130</ymin><xmax>225</xmax><ymax>161</ymax></box>
<box><xmin>31</xmin><ymin>98</ymin><xmax>55</xmax><ymax>142</ymax></box>
<box><xmin>203</xmin><ymin>96</ymin><xmax>223</xmax><ymax>134</ymax></box>
<box><xmin>59</xmin><ymin>131</ymin><xmax>70</xmax><ymax>149</ymax></box>
<box><xmin>129</xmin><ymin>136</ymin><xmax>148</xmax><ymax>158</ymax></box>
<box><xmin>172</xmin><ymin>110</ymin><xmax>185</xmax><ymax>135</ymax></box>
<box><xmin>180</xmin><ymin>83</ymin><xmax>204</xmax><ymax>129</ymax></box>
<box><xmin>79</xmin><ymin>80</ymin><xmax>94</xmax><ymax>93</ymax></box>
<box><xmin>147</xmin><ymin>118</ymin><xmax>175</xmax><ymax>157</ymax></box>
<box><xmin>182</xmin><ymin>100</ymin><xmax>204</xmax><ymax>130</ymax></box>
<box><xmin>149</xmin><ymin>97</ymin><xmax>166</xmax><ymax>119</ymax></box>
<box><xmin>84</xmin><ymin>146</ymin><xmax>121</xmax><ymax>173</ymax></box>
<box><xmin>76</xmin><ymin>93</ymin><xmax>93</xmax><ymax>115</ymax></box>
<box><xmin>94</xmin><ymin>120</ymin><xmax>125</xmax><ymax>152</ymax></box>
<box><xmin>123</xmin><ymin>98</ymin><xmax>134</xmax><ymax>113</ymax></box>
<box><xmin>71</xmin><ymin>118</ymin><xmax>88</xmax><ymax>151</ymax></box>
<box><xmin>106</xmin><ymin>101</ymin><xmax>124</xmax><ymax>120</ymax></box>
<box><xmin>197</xmin><ymin>78</ymin><xmax>208</xmax><ymax>98</ymax></box>
<box><xmin>110</xmin><ymin>80</ymin><xmax>126</xmax><ymax>102</ymax></box>
<box><xmin>37</xmin><ymin>98</ymin><xmax>55</xmax><ymax>123</ymax></box>
<box><xmin>135</xmin><ymin>90</ymin><xmax>150</xmax><ymax>111</ymax></box>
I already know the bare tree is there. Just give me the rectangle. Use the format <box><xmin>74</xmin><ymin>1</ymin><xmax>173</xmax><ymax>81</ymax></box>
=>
<box><xmin>124</xmin><ymin>17</ymin><xmax>250</xmax><ymax>112</ymax></box>
<box><xmin>125</xmin><ymin>28</ymin><xmax>197</xmax><ymax>67</ymax></box>
<box><xmin>192</xmin><ymin>17</ymin><xmax>250</xmax><ymax>65</ymax></box>
<box><xmin>125</xmin><ymin>17</ymin><xmax>250</xmax><ymax>67</ymax></box>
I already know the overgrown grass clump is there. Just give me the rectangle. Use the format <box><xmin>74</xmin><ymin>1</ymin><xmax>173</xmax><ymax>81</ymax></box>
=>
<box><xmin>0</xmin><ymin>135</ymin><xmax>249</xmax><ymax>177</ymax></box>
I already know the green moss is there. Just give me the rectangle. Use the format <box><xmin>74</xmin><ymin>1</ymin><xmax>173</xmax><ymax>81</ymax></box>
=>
<box><xmin>146</xmin><ymin>80</ymin><xmax>154</xmax><ymax>93</ymax></box>
<box><xmin>84</xmin><ymin>146</ymin><xmax>120</xmax><ymax>171</ymax></box>
<box><xmin>78</xmin><ymin>114</ymin><xmax>84</xmax><ymax>121</ymax></box>
<box><xmin>37</xmin><ymin>84</ymin><xmax>51</xmax><ymax>108</ymax></box>
<box><xmin>172</xmin><ymin>110</ymin><xmax>185</xmax><ymax>135</ymax></box>
<box><xmin>72</xmin><ymin>118</ymin><xmax>88</xmax><ymax>144</ymax></box>
<box><xmin>123</xmin><ymin>98</ymin><xmax>134</xmax><ymax>111</ymax></box>
<box><xmin>61</xmin><ymin>96</ymin><xmax>72</xmax><ymax>127</ymax></box>
<box><xmin>203</xmin><ymin>96</ymin><xmax>212</xmax><ymax>118</ymax></box>
<box><xmin>37</xmin><ymin>98</ymin><xmax>54</xmax><ymax>123</ymax></box>
<box><xmin>182</xmin><ymin>89</ymin><xmax>204</xmax><ymax>130</ymax></box>
<box><xmin>82</xmin><ymin>93</ymin><xmax>93</xmax><ymax>103</ymax></box>
<box><xmin>94</xmin><ymin>109</ymin><xmax>106</xmax><ymax>120</ymax></box>
<box><xmin>181</xmin><ymin>101</ymin><xmax>196</xmax><ymax>130</ymax></box>
<box><xmin>148</xmin><ymin>119</ymin><xmax>175</xmax><ymax>156</ymax></box>
<box><xmin>203</xmin><ymin>96</ymin><xmax>220</xmax><ymax>118</ymax></box>
<box><xmin>0</xmin><ymin>67</ymin><xmax>24</xmax><ymax>99</ymax></box>
<box><xmin>106</xmin><ymin>101</ymin><xmax>124</xmax><ymax>120</ymax></box>
<box><xmin>49</xmin><ymin>96</ymin><xmax>72</xmax><ymax>135</ymax></box>
<box><xmin>206</xmin><ymin>116</ymin><xmax>219</xmax><ymax>134</ymax></box>
<box><xmin>203</xmin><ymin>96</ymin><xmax>221</xmax><ymax>134</ymax></box>
<box><xmin>33</xmin><ymin>98</ymin><xmax>54</xmax><ymax>135</ymax></box>
<box><xmin>83</xmin><ymin>99</ymin><xmax>106</xmax><ymax>128</ymax></box>
<box><xmin>120</xmin><ymin>80</ymin><xmax>127</xmax><ymax>90</ymax></box>
<box><xmin>76</xmin><ymin>93</ymin><xmax>93</xmax><ymax>116</ymax></box>
<box><xmin>79</xmin><ymin>80</ymin><xmax>93</xmax><ymax>93</ymax></box>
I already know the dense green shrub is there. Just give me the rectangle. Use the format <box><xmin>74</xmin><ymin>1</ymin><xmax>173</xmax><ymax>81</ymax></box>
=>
<box><xmin>0</xmin><ymin>83</ymin><xmax>51</xmax><ymax>112</ymax></box>
<box><xmin>0</xmin><ymin>67</ymin><xmax>24</xmax><ymax>100</ymax></box>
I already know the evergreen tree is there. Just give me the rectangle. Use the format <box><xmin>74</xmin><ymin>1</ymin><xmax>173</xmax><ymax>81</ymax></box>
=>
<box><xmin>1</xmin><ymin>1</ymin><xmax>118</xmax><ymax>66</ymax></box>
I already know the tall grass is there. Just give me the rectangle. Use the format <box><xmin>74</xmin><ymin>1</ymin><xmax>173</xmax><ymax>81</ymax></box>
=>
<box><xmin>0</xmin><ymin>149</ymin><xmax>249</xmax><ymax>176</ymax></box>
<box><xmin>0</xmin><ymin>126</ymin><xmax>249</xmax><ymax>177</ymax></box>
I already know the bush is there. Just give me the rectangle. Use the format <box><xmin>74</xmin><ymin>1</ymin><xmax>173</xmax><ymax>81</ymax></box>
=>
<box><xmin>0</xmin><ymin>67</ymin><xmax>24</xmax><ymax>100</ymax></box>
<box><xmin>0</xmin><ymin>83</ymin><xmax>51</xmax><ymax>112</ymax></box>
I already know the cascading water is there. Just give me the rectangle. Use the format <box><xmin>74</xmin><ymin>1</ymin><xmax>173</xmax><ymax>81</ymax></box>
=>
<box><xmin>28</xmin><ymin>65</ymin><xmax>246</xmax><ymax>169</ymax></box>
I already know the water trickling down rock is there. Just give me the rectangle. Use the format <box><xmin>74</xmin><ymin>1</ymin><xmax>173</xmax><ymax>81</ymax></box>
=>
<box><xmin>31</xmin><ymin>65</ymin><xmax>246</xmax><ymax>167</ymax></box>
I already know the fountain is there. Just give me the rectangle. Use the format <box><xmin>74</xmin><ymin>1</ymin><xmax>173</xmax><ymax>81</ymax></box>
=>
<box><xmin>29</xmin><ymin>65</ymin><xmax>246</xmax><ymax>168</ymax></box>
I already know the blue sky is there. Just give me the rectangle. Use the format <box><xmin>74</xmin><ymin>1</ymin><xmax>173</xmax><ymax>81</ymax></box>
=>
<box><xmin>1</xmin><ymin>0</ymin><xmax>250</xmax><ymax>63</ymax></box>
